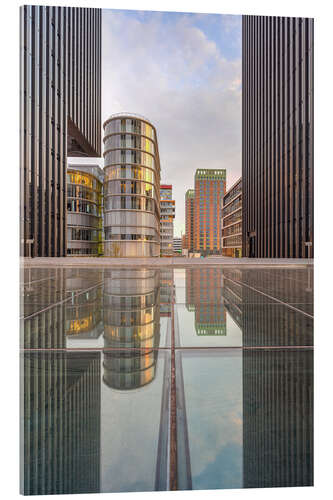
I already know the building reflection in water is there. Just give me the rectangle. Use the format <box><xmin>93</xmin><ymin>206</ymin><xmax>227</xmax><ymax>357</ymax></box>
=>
<box><xmin>22</xmin><ymin>351</ymin><xmax>101</xmax><ymax>495</ymax></box>
<box><xmin>221</xmin><ymin>268</ymin><xmax>313</xmax><ymax>488</ymax></box>
<box><xmin>185</xmin><ymin>268</ymin><xmax>226</xmax><ymax>335</ymax></box>
<box><xmin>103</xmin><ymin>269</ymin><xmax>161</xmax><ymax>390</ymax></box>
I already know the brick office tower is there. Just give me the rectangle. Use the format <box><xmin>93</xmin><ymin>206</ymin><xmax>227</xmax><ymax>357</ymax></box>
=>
<box><xmin>184</xmin><ymin>189</ymin><xmax>194</xmax><ymax>252</ymax></box>
<box><xmin>242</xmin><ymin>16</ymin><xmax>314</xmax><ymax>257</ymax></box>
<box><xmin>20</xmin><ymin>6</ymin><xmax>102</xmax><ymax>257</ymax></box>
<box><xmin>193</xmin><ymin>169</ymin><xmax>226</xmax><ymax>256</ymax></box>
<box><xmin>160</xmin><ymin>185</ymin><xmax>175</xmax><ymax>256</ymax></box>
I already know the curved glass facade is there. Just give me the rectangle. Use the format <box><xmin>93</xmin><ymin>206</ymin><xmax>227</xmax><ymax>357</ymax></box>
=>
<box><xmin>103</xmin><ymin>115</ymin><xmax>161</xmax><ymax>257</ymax></box>
<box><xmin>67</xmin><ymin>167</ymin><xmax>103</xmax><ymax>256</ymax></box>
<box><xmin>103</xmin><ymin>269</ymin><xmax>161</xmax><ymax>390</ymax></box>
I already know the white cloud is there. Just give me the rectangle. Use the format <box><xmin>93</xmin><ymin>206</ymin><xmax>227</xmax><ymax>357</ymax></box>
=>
<box><xmin>102</xmin><ymin>10</ymin><xmax>241</xmax><ymax>236</ymax></box>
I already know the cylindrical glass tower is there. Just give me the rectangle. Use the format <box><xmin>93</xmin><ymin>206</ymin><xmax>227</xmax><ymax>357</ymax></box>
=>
<box><xmin>103</xmin><ymin>113</ymin><xmax>161</xmax><ymax>257</ymax></box>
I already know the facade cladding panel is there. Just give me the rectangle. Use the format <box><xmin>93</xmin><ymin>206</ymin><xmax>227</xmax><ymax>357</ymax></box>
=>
<box><xmin>20</xmin><ymin>5</ymin><xmax>101</xmax><ymax>257</ymax></box>
<box><xmin>193</xmin><ymin>169</ymin><xmax>226</xmax><ymax>256</ymax></box>
<box><xmin>103</xmin><ymin>114</ymin><xmax>161</xmax><ymax>257</ymax></box>
<box><xmin>160</xmin><ymin>185</ymin><xmax>175</xmax><ymax>256</ymax></box>
<box><xmin>242</xmin><ymin>15</ymin><xmax>314</xmax><ymax>258</ymax></box>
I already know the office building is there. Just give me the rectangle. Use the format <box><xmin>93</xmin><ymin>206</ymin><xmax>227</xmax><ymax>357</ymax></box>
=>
<box><xmin>20</xmin><ymin>6</ymin><xmax>102</xmax><ymax>257</ymax></box>
<box><xmin>103</xmin><ymin>113</ymin><xmax>161</xmax><ymax>257</ymax></box>
<box><xmin>173</xmin><ymin>237</ymin><xmax>182</xmax><ymax>253</ymax></box>
<box><xmin>160</xmin><ymin>184</ymin><xmax>175</xmax><ymax>256</ymax></box>
<box><xmin>67</xmin><ymin>165</ymin><xmax>103</xmax><ymax>256</ymax></box>
<box><xmin>184</xmin><ymin>189</ymin><xmax>195</xmax><ymax>251</ymax></box>
<box><xmin>222</xmin><ymin>178</ymin><xmax>242</xmax><ymax>257</ymax></box>
<box><xmin>242</xmin><ymin>16</ymin><xmax>314</xmax><ymax>257</ymax></box>
<box><xmin>193</xmin><ymin>169</ymin><xmax>226</xmax><ymax>255</ymax></box>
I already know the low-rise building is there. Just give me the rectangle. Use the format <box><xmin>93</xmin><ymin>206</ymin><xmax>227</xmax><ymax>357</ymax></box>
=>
<box><xmin>221</xmin><ymin>177</ymin><xmax>242</xmax><ymax>257</ymax></box>
<box><xmin>67</xmin><ymin>164</ymin><xmax>104</xmax><ymax>256</ymax></box>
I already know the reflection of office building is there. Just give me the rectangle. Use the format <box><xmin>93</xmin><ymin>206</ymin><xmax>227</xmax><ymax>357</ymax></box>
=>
<box><xmin>222</xmin><ymin>178</ymin><xmax>242</xmax><ymax>257</ymax></box>
<box><xmin>67</xmin><ymin>165</ymin><xmax>104</xmax><ymax>256</ymax></box>
<box><xmin>22</xmin><ymin>351</ymin><xmax>101</xmax><ymax>494</ymax></box>
<box><xmin>243</xmin><ymin>349</ymin><xmax>313</xmax><ymax>487</ymax></box>
<box><xmin>20</xmin><ymin>6</ymin><xmax>101</xmax><ymax>257</ymax></box>
<box><xmin>65</xmin><ymin>287</ymin><xmax>103</xmax><ymax>338</ymax></box>
<box><xmin>185</xmin><ymin>268</ymin><xmax>226</xmax><ymax>335</ymax></box>
<box><xmin>184</xmin><ymin>189</ymin><xmax>195</xmax><ymax>251</ymax></box>
<box><xmin>103</xmin><ymin>269</ymin><xmax>161</xmax><ymax>390</ymax></box>
<box><xmin>242</xmin><ymin>16</ymin><xmax>314</xmax><ymax>257</ymax></box>
<box><xmin>160</xmin><ymin>185</ymin><xmax>175</xmax><ymax>256</ymax></box>
<box><xmin>103</xmin><ymin>114</ymin><xmax>161</xmax><ymax>257</ymax></box>
<box><xmin>160</xmin><ymin>269</ymin><xmax>174</xmax><ymax>317</ymax></box>
<box><xmin>194</xmin><ymin>169</ymin><xmax>226</xmax><ymax>255</ymax></box>
<box><xmin>221</xmin><ymin>269</ymin><xmax>243</xmax><ymax>330</ymax></box>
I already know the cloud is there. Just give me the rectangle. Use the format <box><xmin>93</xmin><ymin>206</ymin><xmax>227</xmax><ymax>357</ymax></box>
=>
<box><xmin>101</xmin><ymin>10</ymin><xmax>241</xmax><ymax>236</ymax></box>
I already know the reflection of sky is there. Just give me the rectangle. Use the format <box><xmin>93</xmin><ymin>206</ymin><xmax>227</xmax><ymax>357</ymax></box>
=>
<box><xmin>181</xmin><ymin>352</ymin><xmax>243</xmax><ymax>490</ymax></box>
<box><xmin>176</xmin><ymin>305</ymin><xmax>243</xmax><ymax>347</ymax></box>
<box><xmin>100</xmin><ymin>353</ymin><xmax>165</xmax><ymax>493</ymax></box>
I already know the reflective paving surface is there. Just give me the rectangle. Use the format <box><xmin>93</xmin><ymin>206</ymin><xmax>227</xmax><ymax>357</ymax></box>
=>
<box><xmin>20</xmin><ymin>266</ymin><xmax>313</xmax><ymax>494</ymax></box>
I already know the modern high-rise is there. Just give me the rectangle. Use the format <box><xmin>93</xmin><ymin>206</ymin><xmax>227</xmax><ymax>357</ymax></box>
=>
<box><xmin>193</xmin><ymin>169</ymin><xmax>226</xmax><ymax>255</ymax></box>
<box><xmin>222</xmin><ymin>178</ymin><xmax>242</xmax><ymax>257</ymax></box>
<box><xmin>67</xmin><ymin>165</ymin><xmax>103</xmax><ymax>256</ymax></box>
<box><xmin>160</xmin><ymin>184</ymin><xmax>175</xmax><ymax>256</ymax></box>
<box><xmin>20</xmin><ymin>6</ymin><xmax>102</xmax><ymax>257</ymax></box>
<box><xmin>242</xmin><ymin>16</ymin><xmax>314</xmax><ymax>257</ymax></box>
<box><xmin>184</xmin><ymin>189</ymin><xmax>195</xmax><ymax>251</ymax></box>
<box><xmin>103</xmin><ymin>113</ymin><xmax>161</xmax><ymax>257</ymax></box>
<box><xmin>173</xmin><ymin>237</ymin><xmax>182</xmax><ymax>253</ymax></box>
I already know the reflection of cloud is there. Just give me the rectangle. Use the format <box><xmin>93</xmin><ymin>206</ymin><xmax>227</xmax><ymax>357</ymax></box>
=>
<box><xmin>182</xmin><ymin>355</ymin><xmax>242</xmax><ymax>481</ymax></box>
<box><xmin>102</xmin><ymin>10</ymin><xmax>241</xmax><ymax>235</ymax></box>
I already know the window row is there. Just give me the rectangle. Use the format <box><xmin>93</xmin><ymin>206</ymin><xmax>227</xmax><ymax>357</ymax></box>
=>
<box><xmin>223</xmin><ymin>209</ymin><xmax>242</xmax><ymax>228</ymax></box>
<box><xmin>67</xmin><ymin>247</ymin><xmax>98</xmax><ymax>255</ymax></box>
<box><xmin>105</xmin><ymin>180</ymin><xmax>156</xmax><ymax>198</ymax></box>
<box><xmin>104</xmin><ymin>150</ymin><xmax>156</xmax><ymax>169</ymax></box>
<box><xmin>104</xmin><ymin>118</ymin><xmax>155</xmax><ymax>140</ymax></box>
<box><xmin>67</xmin><ymin>184</ymin><xmax>100</xmax><ymax>202</ymax></box>
<box><xmin>104</xmin><ymin>165</ymin><xmax>156</xmax><ymax>183</ymax></box>
<box><xmin>105</xmin><ymin>234</ymin><xmax>157</xmax><ymax>242</ymax></box>
<box><xmin>105</xmin><ymin>195</ymin><xmax>156</xmax><ymax>212</ymax></box>
<box><xmin>67</xmin><ymin>199</ymin><xmax>100</xmax><ymax>215</ymax></box>
<box><xmin>104</xmin><ymin>210</ymin><xmax>157</xmax><ymax>229</ymax></box>
<box><xmin>104</xmin><ymin>134</ymin><xmax>155</xmax><ymax>154</ymax></box>
<box><xmin>67</xmin><ymin>228</ymin><xmax>101</xmax><ymax>241</ymax></box>
<box><xmin>222</xmin><ymin>222</ymin><xmax>242</xmax><ymax>237</ymax></box>
<box><xmin>222</xmin><ymin>198</ymin><xmax>242</xmax><ymax>217</ymax></box>
<box><xmin>67</xmin><ymin>172</ymin><xmax>99</xmax><ymax>189</ymax></box>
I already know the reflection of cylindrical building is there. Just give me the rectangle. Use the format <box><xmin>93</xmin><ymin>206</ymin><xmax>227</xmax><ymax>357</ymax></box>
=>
<box><xmin>103</xmin><ymin>269</ymin><xmax>161</xmax><ymax>390</ymax></box>
<box><xmin>67</xmin><ymin>165</ymin><xmax>103</xmax><ymax>256</ymax></box>
<box><xmin>103</xmin><ymin>114</ymin><xmax>160</xmax><ymax>257</ymax></box>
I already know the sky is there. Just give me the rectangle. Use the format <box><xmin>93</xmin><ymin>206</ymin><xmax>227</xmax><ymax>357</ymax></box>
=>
<box><xmin>69</xmin><ymin>9</ymin><xmax>242</xmax><ymax>237</ymax></box>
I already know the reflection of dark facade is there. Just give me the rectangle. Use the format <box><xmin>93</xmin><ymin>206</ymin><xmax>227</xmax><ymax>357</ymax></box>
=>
<box><xmin>22</xmin><ymin>351</ymin><xmax>101</xmax><ymax>495</ymax></box>
<box><xmin>103</xmin><ymin>269</ymin><xmax>161</xmax><ymax>390</ymax></box>
<box><xmin>185</xmin><ymin>268</ymin><xmax>226</xmax><ymax>335</ymax></box>
<box><xmin>243</xmin><ymin>349</ymin><xmax>313</xmax><ymax>488</ymax></box>
<box><xmin>20</xmin><ymin>6</ymin><xmax>101</xmax><ymax>257</ymax></box>
<box><xmin>222</xmin><ymin>268</ymin><xmax>313</xmax><ymax>346</ymax></box>
<box><xmin>242</xmin><ymin>16</ymin><xmax>314</xmax><ymax>257</ymax></box>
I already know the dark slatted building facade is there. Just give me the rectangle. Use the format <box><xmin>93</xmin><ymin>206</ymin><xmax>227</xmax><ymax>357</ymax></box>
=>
<box><xmin>242</xmin><ymin>16</ymin><xmax>314</xmax><ymax>258</ymax></box>
<box><xmin>20</xmin><ymin>6</ymin><xmax>101</xmax><ymax>257</ymax></box>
